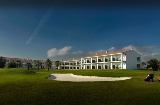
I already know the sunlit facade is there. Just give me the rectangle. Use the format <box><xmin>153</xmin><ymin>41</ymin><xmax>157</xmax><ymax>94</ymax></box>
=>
<box><xmin>61</xmin><ymin>49</ymin><xmax>141</xmax><ymax>70</ymax></box>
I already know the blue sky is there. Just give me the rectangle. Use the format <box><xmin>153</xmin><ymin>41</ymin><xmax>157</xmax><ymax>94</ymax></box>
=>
<box><xmin>1</xmin><ymin>0</ymin><xmax>160</xmax><ymax>61</ymax></box>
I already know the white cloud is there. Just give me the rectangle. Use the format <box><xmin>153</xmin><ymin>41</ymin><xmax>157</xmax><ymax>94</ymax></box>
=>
<box><xmin>47</xmin><ymin>46</ymin><xmax>72</xmax><ymax>58</ymax></box>
<box><xmin>122</xmin><ymin>45</ymin><xmax>135</xmax><ymax>50</ymax></box>
<box><xmin>87</xmin><ymin>45</ymin><xmax>160</xmax><ymax>61</ymax></box>
<box><xmin>108</xmin><ymin>47</ymin><xmax>116</xmax><ymax>51</ymax></box>
<box><xmin>122</xmin><ymin>45</ymin><xmax>160</xmax><ymax>61</ymax></box>
<box><xmin>72</xmin><ymin>51</ymin><xmax>84</xmax><ymax>55</ymax></box>
<box><xmin>88</xmin><ymin>47</ymin><xmax>116</xmax><ymax>55</ymax></box>
<box><xmin>89</xmin><ymin>49</ymin><xmax>105</xmax><ymax>55</ymax></box>
<box><xmin>47</xmin><ymin>45</ymin><xmax>160</xmax><ymax>61</ymax></box>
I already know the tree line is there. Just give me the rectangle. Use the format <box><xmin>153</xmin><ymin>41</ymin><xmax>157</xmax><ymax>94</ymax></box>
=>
<box><xmin>0</xmin><ymin>56</ymin><xmax>55</xmax><ymax>71</ymax></box>
<box><xmin>141</xmin><ymin>59</ymin><xmax>160</xmax><ymax>71</ymax></box>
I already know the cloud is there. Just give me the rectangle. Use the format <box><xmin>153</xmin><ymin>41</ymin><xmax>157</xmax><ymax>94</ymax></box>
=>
<box><xmin>89</xmin><ymin>49</ymin><xmax>105</xmax><ymax>55</ymax></box>
<box><xmin>122</xmin><ymin>45</ymin><xmax>160</xmax><ymax>61</ymax></box>
<box><xmin>47</xmin><ymin>46</ymin><xmax>72</xmax><ymax>58</ymax></box>
<box><xmin>72</xmin><ymin>51</ymin><xmax>84</xmax><ymax>55</ymax></box>
<box><xmin>78</xmin><ymin>45</ymin><xmax>160</xmax><ymax>61</ymax></box>
<box><xmin>26</xmin><ymin>8</ymin><xmax>51</xmax><ymax>45</ymax></box>
<box><xmin>108</xmin><ymin>47</ymin><xmax>116</xmax><ymax>51</ymax></box>
<box><xmin>47</xmin><ymin>45</ymin><xmax>160</xmax><ymax>61</ymax></box>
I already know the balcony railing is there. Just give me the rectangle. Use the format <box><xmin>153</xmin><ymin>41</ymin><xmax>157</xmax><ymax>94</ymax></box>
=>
<box><xmin>112</xmin><ymin>58</ymin><xmax>121</xmax><ymax>61</ymax></box>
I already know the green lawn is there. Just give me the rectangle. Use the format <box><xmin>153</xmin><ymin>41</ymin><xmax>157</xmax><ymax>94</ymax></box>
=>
<box><xmin>0</xmin><ymin>68</ymin><xmax>159</xmax><ymax>105</ymax></box>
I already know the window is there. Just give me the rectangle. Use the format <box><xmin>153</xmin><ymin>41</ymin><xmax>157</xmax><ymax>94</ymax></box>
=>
<box><xmin>137</xmin><ymin>57</ymin><xmax>140</xmax><ymax>61</ymax></box>
<box><xmin>98</xmin><ymin>59</ymin><xmax>102</xmax><ymax>62</ymax></box>
<box><xmin>87</xmin><ymin>60</ymin><xmax>90</xmax><ymax>63</ymax></box>
<box><xmin>137</xmin><ymin>64</ymin><xmax>140</xmax><ymax>69</ymax></box>
<box><xmin>92</xmin><ymin>60</ymin><xmax>96</xmax><ymax>63</ymax></box>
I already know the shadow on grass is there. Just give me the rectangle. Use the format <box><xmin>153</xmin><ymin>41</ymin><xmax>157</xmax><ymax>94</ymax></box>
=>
<box><xmin>46</xmin><ymin>75</ymin><xmax>57</xmax><ymax>80</ymax></box>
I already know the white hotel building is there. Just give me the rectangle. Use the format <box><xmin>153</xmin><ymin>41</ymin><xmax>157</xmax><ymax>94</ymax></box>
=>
<box><xmin>61</xmin><ymin>49</ymin><xmax>141</xmax><ymax>70</ymax></box>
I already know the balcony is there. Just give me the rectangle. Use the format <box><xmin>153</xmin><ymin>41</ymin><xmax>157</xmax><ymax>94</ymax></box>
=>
<box><xmin>112</xmin><ymin>65</ymin><xmax>121</xmax><ymax>69</ymax></box>
<box><xmin>64</xmin><ymin>63</ymin><xmax>69</xmax><ymax>65</ymax></box>
<box><xmin>86</xmin><ymin>60</ymin><xmax>91</xmax><ymax>63</ymax></box>
<box><xmin>92</xmin><ymin>60</ymin><xmax>96</xmax><ymax>63</ymax></box>
<box><xmin>98</xmin><ymin>59</ymin><xmax>103</xmax><ymax>62</ymax></box>
<box><xmin>112</xmin><ymin>58</ymin><xmax>121</xmax><ymax>62</ymax></box>
<box><xmin>105</xmin><ymin>59</ymin><xmax>110</xmax><ymax>62</ymax></box>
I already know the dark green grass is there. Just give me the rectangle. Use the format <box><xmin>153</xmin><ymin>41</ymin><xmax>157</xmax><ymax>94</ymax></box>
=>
<box><xmin>0</xmin><ymin>68</ymin><xmax>160</xmax><ymax>105</ymax></box>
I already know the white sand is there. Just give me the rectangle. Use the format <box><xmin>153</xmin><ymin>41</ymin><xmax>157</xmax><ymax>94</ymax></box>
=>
<box><xmin>48</xmin><ymin>73</ymin><xmax>132</xmax><ymax>82</ymax></box>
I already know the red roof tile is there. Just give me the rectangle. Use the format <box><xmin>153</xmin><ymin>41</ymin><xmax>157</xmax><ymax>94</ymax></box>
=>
<box><xmin>85</xmin><ymin>49</ymin><xmax>130</xmax><ymax>58</ymax></box>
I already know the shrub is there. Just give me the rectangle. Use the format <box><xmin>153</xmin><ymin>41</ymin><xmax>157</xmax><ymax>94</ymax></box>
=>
<box><xmin>5</xmin><ymin>62</ymin><xmax>17</xmax><ymax>68</ymax></box>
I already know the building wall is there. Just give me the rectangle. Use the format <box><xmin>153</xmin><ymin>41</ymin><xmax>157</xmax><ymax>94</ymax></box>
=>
<box><xmin>61</xmin><ymin>50</ymin><xmax>141</xmax><ymax>70</ymax></box>
<box><xmin>125</xmin><ymin>50</ymin><xmax>141</xmax><ymax>69</ymax></box>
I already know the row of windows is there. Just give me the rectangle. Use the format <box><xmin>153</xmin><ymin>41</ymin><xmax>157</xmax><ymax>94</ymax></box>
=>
<box><xmin>62</xmin><ymin>57</ymin><xmax>140</xmax><ymax>65</ymax></box>
<box><xmin>62</xmin><ymin>64</ymin><xmax>140</xmax><ymax>69</ymax></box>
<box><xmin>62</xmin><ymin>59</ymin><xmax>122</xmax><ymax>65</ymax></box>
<box><xmin>62</xmin><ymin>65</ymin><xmax>122</xmax><ymax>69</ymax></box>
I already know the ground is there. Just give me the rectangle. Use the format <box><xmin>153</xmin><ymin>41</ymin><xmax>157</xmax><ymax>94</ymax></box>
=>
<box><xmin>0</xmin><ymin>68</ymin><xmax>159</xmax><ymax>105</ymax></box>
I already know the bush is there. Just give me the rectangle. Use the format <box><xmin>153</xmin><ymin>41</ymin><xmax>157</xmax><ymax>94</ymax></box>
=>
<box><xmin>5</xmin><ymin>62</ymin><xmax>17</xmax><ymax>68</ymax></box>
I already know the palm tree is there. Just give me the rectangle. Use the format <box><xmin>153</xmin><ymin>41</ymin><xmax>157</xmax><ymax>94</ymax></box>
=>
<box><xmin>54</xmin><ymin>61</ymin><xmax>60</xmax><ymax>69</ymax></box>
<box><xmin>0</xmin><ymin>56</ymin><xmax>6</xmax><ymax>68</ymax></box>
<box><xmin>26</xmin><ymin>62</ymin><xmax>32</xmax><ymax>70</ymax></box>
<box><xmin>45</xmin><ymin>59</ymin><xmax>52</xmax><ymax>71</ymax></box>
<box><xmin>147</xmin><ymin>59</ymin><xmax>159</xmax><ymax>71</ymax></box>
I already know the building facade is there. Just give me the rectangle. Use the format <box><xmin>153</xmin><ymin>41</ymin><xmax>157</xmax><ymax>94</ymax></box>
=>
<box><xmin>61</xmin><ymin>49</ymin><xmax>141</xmax><ymax>70</ymax></box>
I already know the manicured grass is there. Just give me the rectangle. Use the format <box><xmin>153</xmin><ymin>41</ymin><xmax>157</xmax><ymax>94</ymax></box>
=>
<box><xmin>0</xmin><ymin>68</ymin><xmax>160</xmax><ymax>105</ymax></box>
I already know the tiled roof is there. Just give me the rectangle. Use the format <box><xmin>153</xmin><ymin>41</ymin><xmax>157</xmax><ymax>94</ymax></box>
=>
<box><xmin>85</xmin><ymin>49</ymin><xmax>131</xmax><ymax>58</ymax></box>
<box><xmin>62</xmin><ymin>49</ymin><xmax>131</xmax><ymax>62</ymax></box>
<box><xmin>5</xmin><ymin>57</ymin><xmax>23</xmax><ymax>61</ymax></box>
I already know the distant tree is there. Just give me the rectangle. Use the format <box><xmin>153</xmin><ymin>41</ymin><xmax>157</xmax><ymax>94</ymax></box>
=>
<box><xmin>26</xmin><ymin>62</ymin><xmax>32</xmax><ymax>70</ymax></box>
<box><xmin>5</xmin><ymin>61</ymin><xmax>17</xmax><ymax>68</ymax></box>
<box><xmin>158</xmin><ymin>61</ymin><xmax>160</xmax><ymax>70</ymax></box>
<box><xmin>141</xmin><ymin>62</ymin><xmax>146</xmax><ymax>69</ymax></box>
<box><xmin>45</xmin><ymin>59</ymin><xmax>52</xmax><ymax>71</ymax></box>
<box><xmin>40</xmin><ymin>62</ymin><xmax>43</xmax><ymax>69</ymax></box>
<box><xmin>5</xmin><ymin>62</ymin><xmax>9</xmax><ymax>68</ymax></box>
<box><xmin>16</xmin><ymin>60</ymin><xmax>22</xmax><ymax>68</ymax></box>
<box><xmin>147</xmin><ymin>59</ymin><xmax>159</xmax><ymax>71</ymax></box>
<box><xmin>54</xmin><ymin>61</ymin><xmax>60</xmax><ymax>69</ymax></box>
<box><xmin>35</xmin><ymin>60</ymin><xmax>41</xmax><ymax>70</ymax></box>
<box><xmin>0</xmin><ymin>56</ymin><xmax>6</xmax><ymax>68</ymax></box>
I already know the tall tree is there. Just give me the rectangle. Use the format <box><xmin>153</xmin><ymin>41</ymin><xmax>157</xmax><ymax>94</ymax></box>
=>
<box><xmin>54</xmin><ymin>61</ymin><xmax>60</xmax><ymax>69</ymax></box>
<box><xmin>147</xmin><ymin>59</ymin><xmax>159</xmax><ymax>71</ymax></box>
<box><xmin>45</xmin><ymin>59</ymin><xmax>52</xmax><ymax>71</ymax></box>
<box><xmin>0</xmin><ymin>56</ymin><xmax>6</xmax><ymax>68</ymax></box>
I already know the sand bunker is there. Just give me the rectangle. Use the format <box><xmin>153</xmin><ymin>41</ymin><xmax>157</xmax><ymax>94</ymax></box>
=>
<box><xmin>48</xmin><ymin>73</ymin><xmax>132</xmax><ymax>82</ymax></box>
